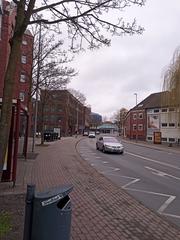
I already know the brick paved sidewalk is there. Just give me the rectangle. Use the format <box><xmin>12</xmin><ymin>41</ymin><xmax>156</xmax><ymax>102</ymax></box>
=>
<box><xmin>1</xmin><ymin>137</ymin><xmax>180</xmax><ymax>240</ymax></box>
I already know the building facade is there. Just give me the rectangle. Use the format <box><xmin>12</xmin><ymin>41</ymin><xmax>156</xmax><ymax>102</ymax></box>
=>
<box><xmin>124</xmin><ymin>92</ymin><xmax>180</xmax><ymax>144</ymax></box>
<box><xmin>0</xmin><ymin>0</ymin><xmax>33</xmax><ymax>135</ymax></box>
<box><xmin>38</xmin><ymin>90</ymin><xmax>91</xmax><ymax>137</ymax></box>
<box><xmin>89</xmin><ymin>112</ymin><xmax>102</xmax><ymax>130</ymax></box>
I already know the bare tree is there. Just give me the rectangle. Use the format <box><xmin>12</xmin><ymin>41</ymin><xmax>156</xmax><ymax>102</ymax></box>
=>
<box><xmin>68</xmin><ymin>88</ymin><xmax>86</xmax><ymax>105</ymax></box>
<box><xmin>163</xmin><ymin>47</ymin><xmax>180</xmax><ymax>110</ymax></box>
<box><xmin>113</xmin><ymin>108</ymin><xmax>128</xmax><ymax>135</ymax></box>
<box><xmin>0</xmin><ymin>0</ymin><xmax>145</xmax><ymax>175</ymax></box>
<box><xmin>31</xmin><ymin>26</ymin><xmax>77</xmax><ymax>144</ymax></box>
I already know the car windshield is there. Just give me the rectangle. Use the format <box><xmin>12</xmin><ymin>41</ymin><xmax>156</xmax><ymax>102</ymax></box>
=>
<box><xmin>103</xmin><ymin>137</ymin><xmax>119</xmax><ymax>143</ymax></box>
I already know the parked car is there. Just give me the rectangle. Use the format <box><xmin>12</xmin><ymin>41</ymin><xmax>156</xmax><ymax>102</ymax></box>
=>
<box><xmin>96</xmin><ymin>130</ymin><xmax>100</xmax><ymax>135</ymax></box>
<box><xmin>88</xmin><ymin>131</ymin><xmax>96</xmax><ymax>138</ymax></box>
<box><xmin>83</xmin><ymin>130</ymin><xmax>89</xmax><ymax>136</ymax></box>
<box><xmin>96</xmin><ymin>136</ymin><xmax>124</xmax><ymax>154</ymax></box>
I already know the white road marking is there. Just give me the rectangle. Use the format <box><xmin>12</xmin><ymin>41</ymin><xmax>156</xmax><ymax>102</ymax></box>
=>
<box><xmin>102</xmin><ymin>161</ymin><xmax>108</xmax><ymax>163</ymax></box>
<box><xmin>127</xmin><ymin>151</ymin><xmax>180</xmax><ymax>170</ymax></box>
<box><xmin>122</xmin><ymin>177</ymin><xmax>140</xmax><ymax>188</ymax></box>
<box><xmin>158</xmin><ymin>196</ymin><xmax>176</xmax><ymax>213</ymax></box>
<box><xmin>123</xmin><ymin>186</ymin><xmax>178</xmax><ymax>218</ymax></box>
<box><xmin>162</xmin><ymin>213</ymin><xmax>180</xmax><ymax>219</ymax></box>
<box><xmin>95</xmin><ymin>156</ymin><xmax>102</xmax><ymax>159</ymax></box>
<box><xmin>145</xmin><ymin>166</ymin><xmax>180</xmax><ymax>181</ymax></box>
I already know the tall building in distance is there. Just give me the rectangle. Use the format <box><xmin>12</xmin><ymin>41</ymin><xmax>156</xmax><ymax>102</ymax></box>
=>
<box><xmin>38</xmin><ymin>89</ymin><xmax>91</xmax><ymax>137</ymax></box>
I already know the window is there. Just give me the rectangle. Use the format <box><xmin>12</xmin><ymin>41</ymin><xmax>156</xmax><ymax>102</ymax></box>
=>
<box><xmin>161</xmin><ymin>123</ymin><xmax>167</xmax><ymax>127</ymax></box>
<box><xmin>138</xmin><ymin>124</ymin><xmax>143</xmax><ymax>131</ymax></box>
<box><xmin>169</xmin><ymin>123</ymin><xmax>175</xmax><ymax>127</ymax></box>
<box><xmin>161</xmin><ymin>138</ymin><xmax>167</xmax><ymax>142</ymax></box>
<box><xmin>21</xmin><ymin>55</ymin><xmax>27</xmax><ymax>64</ymax></box>
<box><xmin>19</xmin><ymin>92</ymin><xmax>25</xmax><ymax>102</ymax></box>
<box><xmin>139</xmin><ymin>113</ymin><xmax>143</xmax><ymax>119</ymax></box>
<box><xmin>22</xmin><ymin>40</ymin><xmax>27</xmax><ymax>45</ymax></box>
<box><xmin>169</xmin><ymin>107</ymin><xmax>175</xmax><ymax>112</ymax></box>
<box><xmin>147</xmin><ymin>137</ymin><xmax>152</xmax><ymax>141</ymax></box>
<box><xmin>169</xmin><ymin>138</ymin><xmax>175</xmax><ymax>142</ymax></box>
<box><xmin>133</xmin><ymin>124</ymin><xmax>137</xmax><ymax>131</ymax></box>
<box><xmin>20</xmin><ymin>73</ymin><xmax>26</xmax><ymax>82</ymax></box>
<box><xmin>154</xmin><ymin>109</ymin><xmax>159</xmax><ymax>113</ymax></box>
<box><xmin>161</xmin><ymin>108</ymin><xmax>167</xmax><ymax>112</ymax></box>
<box><xmin>133</xmin><ymin>114</ymin><xmax>137</xmax><ymax>120</ymax></box>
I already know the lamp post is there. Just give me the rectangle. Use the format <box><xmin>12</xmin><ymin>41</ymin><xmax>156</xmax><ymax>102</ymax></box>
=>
<box><xmin>32</xmin><ymin>21</ymin><xmax>42</xmax><ymax>152</ymax></box>
<box><xmin>134</xmin><ymin>93</ymin><xmax>138</xmax><ymax>142</ymax></box>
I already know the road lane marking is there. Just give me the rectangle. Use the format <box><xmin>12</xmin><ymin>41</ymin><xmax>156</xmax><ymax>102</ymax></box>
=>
<box><xmin>145</xmin><ymin>166</ymin><xmax>180</xmax><ymax>181</ymax></box>
<box><xmin>122</xmin><ymin>177</ymin><xmax>140</xmax><ymax>188</ymax></box>
<box><xmin>126</xmin><ymin>151</ymin><xmax>180</xmax><ymax>170</ymax></box>
<box><xmin>158</xmin><ymin>196</ymin><xmax>176</xmax><ymax>213</ymax></box>
<box><xmin>161</xmin><ymin>213</ymin><xmax>180</xmax><ymax>219</ymax></box>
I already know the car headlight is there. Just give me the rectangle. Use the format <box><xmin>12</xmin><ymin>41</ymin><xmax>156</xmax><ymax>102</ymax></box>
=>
<box><xmin>104</xmin><ymin>145</ymin><xmax>113</xmax><ymax>148</ymax></box>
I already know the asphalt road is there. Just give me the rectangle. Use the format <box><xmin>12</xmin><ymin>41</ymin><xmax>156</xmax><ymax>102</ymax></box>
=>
<box><xmin>76</xmin><ymin>136</ymin><xmax>180</xmax><ymax>228</ymax></box>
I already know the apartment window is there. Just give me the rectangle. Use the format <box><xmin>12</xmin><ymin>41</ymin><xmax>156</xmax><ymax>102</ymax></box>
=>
<box><xmin>154</xmin><ymin>109</ymin><xmax>159</xmax><ymax>113</ymax></box>
<box><xmin>161</xmin><ymin>108</ymin><xmax>167</xmax><ymax>112</ymax></box>
<box><xmin>161</xmin><ymin>123</ymin><xmax>167</xmax><ymax>127</ymax></box>
<box><xmin>169</xmin><ymin>138</ymin><xmax>175</xmax><ymax>142</ymax></box>
<box><xmin>169</xmin><ymin>123</ymin><xmax>175</xmax><ymax>127</ymax></box>
<box><xmin>138</xmin><ymin>124</ymin><xmax>143</xmax><ymax>131</ymax></box>
<box><xmin>21</xmin><ymin>55</ymin><xmax>27</xmax><ymax>64</ymax></box>
<box><xmin>19</xmin><ymin>92</ymin><xmax>25</xmax><ymax>102</ymax></box>
<box><xmin>22</xmin><ymin>40</ymin><xmax>27</xmax><ymax>45</ymax></box>
<box><xmin>161</xmin><ymin>138</ymin><xmax>167</xmax><ymax>142</ymax></box>
<box><xmin>139</xmin><ymin>113</ymin><xmax>143</xmax><ymax>119</ymax></box>
<box><xmin>20</xmin><ymin>73</ymin><xmax>26</xmax><ymax>83</ymax></box>
<box><xmin>147</xmin><ymin>137</ymin><xmax>152</xmax><ymax>141</ymax></box>
<box><xmin>133</xmin><ymin>114</ymin><xmax>137</xmax><ymax>120</ymax></box>
<box><xmin>133</xmin><ymin>124</ymin><xmax>137</xmax><ymax>131</ymax></box>
<box><xmin>169</xmin><ymin>107</ymin><xmax>175</xmax><ymax>112</ymax></box>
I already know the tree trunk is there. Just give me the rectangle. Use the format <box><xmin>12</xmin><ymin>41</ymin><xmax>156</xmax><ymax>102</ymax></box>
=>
<box><xmin>0</xmin><ymin>35</ymin><xmax>22</xmax><ymax>178</ymax></box>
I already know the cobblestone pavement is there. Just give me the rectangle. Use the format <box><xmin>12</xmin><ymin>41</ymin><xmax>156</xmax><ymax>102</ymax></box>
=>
<box><xmin>0</xmin><ymin>137</ymin><xmax>180</xmax><ymax>240</ymax></box>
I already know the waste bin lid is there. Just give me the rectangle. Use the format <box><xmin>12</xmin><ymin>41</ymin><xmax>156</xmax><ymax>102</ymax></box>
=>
<box><xmin>35</xmin><ymin>184</ymin><xmax>73</xmax><ymax>200</ymax></box>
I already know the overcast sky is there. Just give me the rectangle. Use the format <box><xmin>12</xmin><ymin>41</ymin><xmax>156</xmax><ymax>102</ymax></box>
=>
<box><xmin>68</xmin><ymin>0</ymin><xmax>180</xmax><ymax>119</ymax></box>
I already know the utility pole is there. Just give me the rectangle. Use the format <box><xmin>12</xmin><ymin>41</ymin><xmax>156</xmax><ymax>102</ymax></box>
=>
<box><xmin>134</xmin><ymin>93</ymin><xmax>138</xmax><ymax>142</ymax></box>
<box><xmin>32</xmin><ymin>22</ymin><xmax>42</xmax><ymax>152</ymax></box>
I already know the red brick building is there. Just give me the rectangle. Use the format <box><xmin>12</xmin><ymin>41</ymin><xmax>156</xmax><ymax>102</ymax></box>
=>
<box><xmin>38</xmin><ymin>90</ymin><xmax>91</xmax><ymax>137</ymax></box>
<box><xmin>124</xmin><ymin>108</ymin><xmax>146</xmax><ymax>140</ymax></box>
<box><xmin>0</xmin><ymin>0</ymin><xmax>33</xmax><ymax>105</ymax></box>
<box><xmin>0</xmin><ymin>0</ymin><xmax>33</xmax><ymax>134</ymax></box>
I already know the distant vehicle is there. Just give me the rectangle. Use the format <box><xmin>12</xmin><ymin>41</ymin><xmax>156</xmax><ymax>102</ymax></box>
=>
<box><xmin>88</xmin><ymin>131</ymin><xmax>96</xmax><ymax>138</ymax></box>
<box><xmin>96</xmin><ymin>130</ymin><xmax>100</xmax><ymax>135</ymax></box>
<box><xmin>96</xmin><ymin>136</ymin><xmax>124</xmax><ymax>154</ymax></box>
<box><xmin>83</xmin><ymin>130</ymin><xmax>89</xmax><ymax>136</ymax></box>
<box><xmin>54</xmin><ymin>127</ymin><xmax>61</xmax><ymax>139</ymax></box>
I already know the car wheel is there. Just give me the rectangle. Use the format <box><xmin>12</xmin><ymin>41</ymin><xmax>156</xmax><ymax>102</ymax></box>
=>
<box><xmin>120</xmin><ymin>151</ymin><xmax>124</xmax><ymax>155</ymax></box>
<box><xmin>96</xmin><ymin>144</ymin><xmax>99</xmax><ymax>150</ymax></box>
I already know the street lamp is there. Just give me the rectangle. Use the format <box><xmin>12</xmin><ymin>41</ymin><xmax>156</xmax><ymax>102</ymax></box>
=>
<box><xmin>134</xmin><ymin>93</ymin><xmax>137</xmax><ymax>106</ymax></box>
<box><xmin>134</xmin><ymin>93</ymin><xmax>138</xmax><ymax>142</ymax></box>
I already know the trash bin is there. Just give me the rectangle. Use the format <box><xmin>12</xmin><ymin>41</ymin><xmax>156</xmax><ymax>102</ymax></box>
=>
<box><xmin>31</xmin><ymin>185</ymin><xmax>73</xmax><ymax>240</ymax></box>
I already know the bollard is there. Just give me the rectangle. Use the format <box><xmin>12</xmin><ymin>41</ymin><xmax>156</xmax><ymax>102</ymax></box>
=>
<box><xmin>23</xmin><ymin>184</ymin><xmax>35</xmax><ymax>240</ymax></box>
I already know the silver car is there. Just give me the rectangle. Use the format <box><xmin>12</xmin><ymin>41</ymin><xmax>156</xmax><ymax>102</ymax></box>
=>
<box><xmin>96</xmin><ymin>136</ymin><xmax>124</xmax><ymax>154</ymax></box>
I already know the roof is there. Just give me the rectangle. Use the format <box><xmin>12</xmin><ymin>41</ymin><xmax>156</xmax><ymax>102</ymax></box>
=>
<box><xmin>132</xmin><ymin>91</ymin><xmax>169</xmax><ymax>111</ymax></box>
<box><xmin>98</xmin><ymin>123</ymin><xmax>118</xmax><ymax>130</ymax></box>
